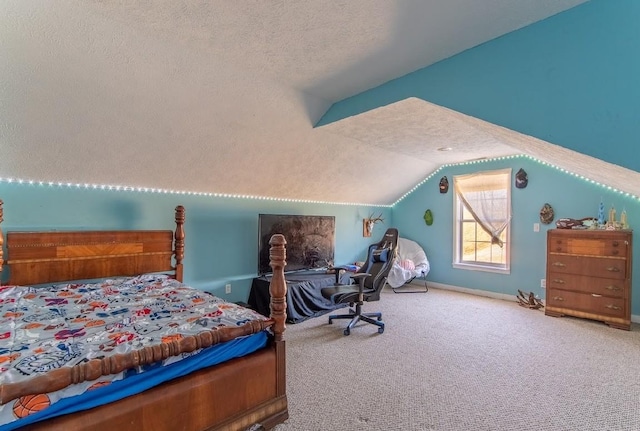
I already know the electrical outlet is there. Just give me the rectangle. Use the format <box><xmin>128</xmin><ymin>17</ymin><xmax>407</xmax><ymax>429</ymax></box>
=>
<box><xmin>225</xmin><ymin>284</ymin><xmax>232</xmax><ymax>294</ymax></box>
<box><xmin>533</xmin><ymin>223</ymin><xmax>540</xmax><ymax>232</ymax></box>
<box><xmin>540</xmin><ymin>279</ymin><xmax>546</xmax><ymax>289</ymax></box>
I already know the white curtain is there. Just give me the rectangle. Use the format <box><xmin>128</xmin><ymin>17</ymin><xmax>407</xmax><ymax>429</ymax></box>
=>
<box><xmin>453</xmin><ymin>169</ymin><xmax>512</xmax><ymax>247</ymax></box>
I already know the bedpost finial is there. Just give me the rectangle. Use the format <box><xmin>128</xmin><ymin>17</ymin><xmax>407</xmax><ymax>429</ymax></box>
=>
<box><xmin>269</xmin><ymin>234</ymin><xmax>286</xmax><ymax>270</ymax></box>
<box><xmin>175</xmin><ymin>205</ymin><xmax>185</xmax><ymax>224</ymax></box>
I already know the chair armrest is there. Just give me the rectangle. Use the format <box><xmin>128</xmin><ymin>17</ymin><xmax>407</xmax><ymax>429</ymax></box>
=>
<box><xmin>351</xmin><ymin>273</ymin><xmax>371</xmax><ymax>292</ymax></box>
<box><xmin>328</xmin><ymin>266</ymin><xmax>351</xmax><ymax>284</ymax></box>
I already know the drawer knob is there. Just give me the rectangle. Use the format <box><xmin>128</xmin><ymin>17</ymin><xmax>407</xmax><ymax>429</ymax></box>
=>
<box><xmin>552</xmin><ymin>279</ymin><xmax>565</xmax><ymax>284</ymax></box>
<box><xmin>553</xmin><ymin>296</ymin><xmax>564</xmax><ymax>301</ymax></box>
<box><xmin>606</xmin><ymin>266</ymin><xmax>621</xmax><ymax>273</ymax></box>
<box><xmin>612</xmin><ymin>241</ymin><xmax>619</xmax><ymax>247</ymax></box>
<box><xmin>605</xmin><ymin>285</ymin><xmax>622</xmax><ymax>291</ymax></box>
<box><xmin>592</xmin><ymin>294</ymin><xmax>602</xmax><ymax>297</ymax></box>
<box><xmin>552</xmin><ymin>262</ymin><xmax>566</xmax><ymax>267</ymax></box>
<box><xmin>605</xmin><ymin>304</ymin><xmax>621</xmax><ymax>311</ymax></box>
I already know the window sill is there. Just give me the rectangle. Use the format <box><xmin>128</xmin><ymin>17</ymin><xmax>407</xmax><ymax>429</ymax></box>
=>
<box><xmin>452</xmin><ymin>262</ymin><xmax>510</xmax><ymax>275</ymax></box>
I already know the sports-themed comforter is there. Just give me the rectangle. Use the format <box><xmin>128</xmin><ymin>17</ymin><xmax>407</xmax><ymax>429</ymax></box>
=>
<box><xmin>0</xmin><ymin>274</ymin><xmax>267</xmax><ymax>428</ymax></box>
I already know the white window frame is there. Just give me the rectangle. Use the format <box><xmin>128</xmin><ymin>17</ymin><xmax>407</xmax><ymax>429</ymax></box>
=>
<box><xmin>452</xmin><ymin>168</ymin><xmax>511</xmax><ymax>274</ymax></box>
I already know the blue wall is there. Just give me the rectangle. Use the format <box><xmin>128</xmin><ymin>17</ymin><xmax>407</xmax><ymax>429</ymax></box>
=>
<box><xmin>0</xmin><ymin>182</ymin><xmax>390</xmax><ymax>302</ymax></box>
<box><xmin>313</xmin><ymin>0</ymin><xmax>640</xmax><ymax>316</ymax></box>
<box><xmin>393</xmin><ymin>155</ymin><xmax>640</xmax><ymax>315</ymax></box>
<box><xmin>319</xmin><ymin>0</ymin><xmax>640</xmax><ymax>173</ymax></box>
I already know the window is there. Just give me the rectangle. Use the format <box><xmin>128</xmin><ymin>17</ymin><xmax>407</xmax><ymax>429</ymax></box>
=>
<box><xmin>453</xmin><ymin>169</ymin><xmax>511</xmax><ymax>273</ymax></box>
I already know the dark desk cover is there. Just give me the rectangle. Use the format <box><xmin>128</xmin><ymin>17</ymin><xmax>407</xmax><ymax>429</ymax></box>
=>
<box><xmin>249</xmin><ymin>270</ymin><xmax>352</xmax><ymax>323</ymax></box>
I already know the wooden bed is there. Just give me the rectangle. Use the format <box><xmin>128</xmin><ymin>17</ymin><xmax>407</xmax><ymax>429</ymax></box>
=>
<box><xmin>0</xmin><ymin>200</ymin><xmax>289</xmax><ymax>431</ymax></box>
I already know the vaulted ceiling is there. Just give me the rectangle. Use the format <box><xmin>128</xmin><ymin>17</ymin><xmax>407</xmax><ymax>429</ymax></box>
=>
<box><xmin>5</xmin><ymin>0</ymin><xmax>622</xmax><ymax>206</ymax></box>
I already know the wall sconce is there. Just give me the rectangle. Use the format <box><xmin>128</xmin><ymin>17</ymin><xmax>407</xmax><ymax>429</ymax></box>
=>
<box><xmin>363</xmin><ymin>213</ymin><xmax>384</xmax><ymax>237</ymax></box>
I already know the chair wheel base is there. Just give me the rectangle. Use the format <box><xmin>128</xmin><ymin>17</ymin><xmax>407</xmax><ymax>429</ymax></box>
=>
<box><xmin>327</xmin><ymin>311</ymin><xmax>384</xmax><ymax>336</ymax></box>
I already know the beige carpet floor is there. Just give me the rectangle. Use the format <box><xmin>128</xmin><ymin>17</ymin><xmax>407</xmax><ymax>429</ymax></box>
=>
<box><xmin>273</xmin><ymin>286</ymin><xmax>640</xmax><ymax>431</ymax></box>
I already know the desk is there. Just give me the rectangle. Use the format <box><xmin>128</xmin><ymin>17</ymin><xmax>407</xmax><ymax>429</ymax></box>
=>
<box><xmin>248</xmin><ymin>270</ymin><xmax>352</xmax><ymax>323</ymax></box>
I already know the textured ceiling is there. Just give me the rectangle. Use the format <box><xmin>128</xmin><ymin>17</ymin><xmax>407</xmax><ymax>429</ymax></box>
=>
<box><xmin>1</xmin><ymin>0</ymin><xmax>599</xmax><ymax>205</ymax></box>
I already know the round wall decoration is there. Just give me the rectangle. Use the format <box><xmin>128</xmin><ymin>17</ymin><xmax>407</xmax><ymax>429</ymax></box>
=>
<box><xmin>540</xmin><ymin>203</ymin><xmax>554</xmax><ymax>224</ymax></box>
<box><xmin>423</xmin><ymin>209</ymin><xmax>434</xmax><ymax>226</ymax></box>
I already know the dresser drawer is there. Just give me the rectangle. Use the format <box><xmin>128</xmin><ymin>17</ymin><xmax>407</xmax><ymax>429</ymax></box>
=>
<box><xmin>547</xmin><ymin>254</ymin><xmax>626</xmax><ymax>279</ymax></box>
<box><xmin>546</xmin><ymin>272</ymin><xmax>626</xmax><ymax>298</ymax></box>
<box><xmin>546</xmin><ymin>289</ymin><xmax>627</xmax><ymax>318</ymax></box>
<box><xmin>548</xmin><ymin>233</ymin><xmax>629</xmax><ymax>257</ymax></box>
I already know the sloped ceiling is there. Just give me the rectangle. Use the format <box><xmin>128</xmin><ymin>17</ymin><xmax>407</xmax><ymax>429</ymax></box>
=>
<box><xmin>1</xmin><ymin>0</ymin><xmax>609</xmax><ymax>206</ymax></box>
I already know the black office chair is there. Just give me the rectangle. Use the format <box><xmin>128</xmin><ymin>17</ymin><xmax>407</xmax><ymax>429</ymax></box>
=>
<box><xmin>320</xmin><ymin>228</ymin><xmax>399</xmax><ymax>335</ymax></box>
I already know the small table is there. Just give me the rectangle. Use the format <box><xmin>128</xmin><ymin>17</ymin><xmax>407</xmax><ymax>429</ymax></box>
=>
<box><xmin>248</xmin><ymin>270</ymin><xmax>352</xmax><ymax>323</ymax></box>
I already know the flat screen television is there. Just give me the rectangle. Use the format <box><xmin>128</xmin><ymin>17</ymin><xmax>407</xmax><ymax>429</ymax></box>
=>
<box><xmin>258</xmin><ymin>214</ymin><xmax>335</xmax><ymax>275</ymax></box>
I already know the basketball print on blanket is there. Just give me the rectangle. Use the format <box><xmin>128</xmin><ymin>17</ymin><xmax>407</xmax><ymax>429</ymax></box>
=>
<box><xmin>12</xmin><ymin>394</ymin><xmax>51</xmax><ymax>419</ymax></box>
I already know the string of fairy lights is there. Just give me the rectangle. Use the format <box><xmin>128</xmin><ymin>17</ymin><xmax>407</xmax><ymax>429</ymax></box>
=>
<box><xmin>0</xmin><ymin>177</ymin><xmax>386</xmax><ymax>207</ymax></box>
<box><xmin>1</xmin><ymin>154</ymin><xmax>637</xmax><ymax>208</ymax></box>
<box><xmin>392</xmin><ymin>154</ymin><xmax>639</xmax><ymax>205</ymax></box>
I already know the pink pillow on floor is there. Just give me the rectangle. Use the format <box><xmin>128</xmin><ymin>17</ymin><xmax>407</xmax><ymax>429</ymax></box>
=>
<box><xmin>399</xmin><ymin>259</ymin><xmax>415</xmax><ymax>271</ymax></box>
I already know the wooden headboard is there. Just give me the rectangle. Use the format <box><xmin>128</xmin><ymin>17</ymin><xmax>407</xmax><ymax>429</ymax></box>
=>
<box><xmin>0</xmin><ymin>202</ymin><xmax>185</xmax><ymax>286</ymax></box>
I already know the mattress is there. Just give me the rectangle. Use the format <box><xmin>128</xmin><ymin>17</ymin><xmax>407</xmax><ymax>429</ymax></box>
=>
<box><xmin>0</xmin><ymin>274</ymin><xmax>269</xmax><ymax>430</ymax></box>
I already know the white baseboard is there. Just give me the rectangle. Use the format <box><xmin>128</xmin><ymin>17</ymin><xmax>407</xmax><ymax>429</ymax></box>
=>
<box><xmin>409</xmin><ymin>280</ymin><xmax>640</xmax><ymax>324</ymax></box>
<box><xmin>410</xmin><ymin>280</ymin><xmax>518</xmax><ymax>302</ymax></box>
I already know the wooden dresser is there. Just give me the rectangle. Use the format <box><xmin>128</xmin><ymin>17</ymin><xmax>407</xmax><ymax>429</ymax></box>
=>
<box><xmin>545</xmin><ymin>229</ymin><xmax>632</xmax><ymax>330</ymax></box>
